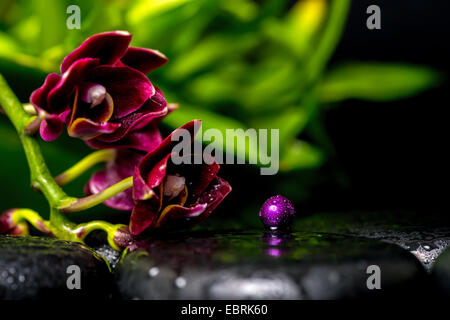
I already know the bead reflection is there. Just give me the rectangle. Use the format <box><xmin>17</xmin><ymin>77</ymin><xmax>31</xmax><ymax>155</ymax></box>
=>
<box><xmin>260</xmin><ymin>230</ymin><xmax>294</xmax><ymax>258</ymax></box>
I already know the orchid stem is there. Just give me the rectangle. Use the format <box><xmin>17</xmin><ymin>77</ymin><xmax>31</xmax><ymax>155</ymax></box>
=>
<box><xmin>12</xmin><ymin>208</ymin><xmax>53</xmax><ymax>235</ymax></box>
<box><xmin>73</xmin><ymin>221</ymin><xmax>128</xmax><ymax>251</ymax></box>
<box><xmin>59</xmin><ymin>176</ymin><xmax>133</xmax><ymax>213</ymax></box>
<box><xmin>55</xmin><ymin>149</ymin><xmax>116</xmax><ymax>186</ymax></box>
<box><xmin>0</xmin><ymin>74</ymin><xmax>80</xmax><ymax>242</ymax></box>
<box><xmin>10</xmin><ymin>222</ymin><xmax>30</xmax><ymax>236</ymax></box>
<box><xmin>0</xmin><ymin>74</ymin><xmax>74</xmax><ymax>209</ymax></box>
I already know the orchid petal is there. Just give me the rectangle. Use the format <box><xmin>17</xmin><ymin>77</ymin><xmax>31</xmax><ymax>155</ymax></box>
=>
<box><xmin>48</xmin><ymin>58</ymin><xmax>100</xmax><ymax>113</ymax></box>
<box><xmin>39</xmin><ymin>110</ymin><xmax>70</xmax><ymax>141</ymax></box>
<box><xmin>94</xmin><ymin>87</ymin><xmax>167</xmax><ymax>143</ymax></box>
<box><xmin>68</xmin><ymin>117</ymin><xmax>120</xmax><ymax>140</ymax></box>
<box><xmin>87</xmin><ymin>65</ymin><xmax>154</xmax><ymax>118</ymax></box>
<box><xmin>154</xmin><ymin>203</ymin><xmax>207</xmax><ymax>228</ymax></box>
<box><xmin>120</xmin><ymin>47</ymin><xmax>168</xmax><ymax>73</ymax></box>
<box><xmin>30</xmin><ymin>73</ymin><xmax>61</xmax><ymax>112</ymax></box>
<box><xmin>187</xmin><ymin>177</ymin><xmax>232</xmax><ymax>226</ymax></box>
<box><xmin>87</xmin><ymin>123</ymin><xmax>163</xmax><ymax>152</ymax></box>
<box><xmin>61</xmin><ymin>31</ymin><xmax>132</xmax><ymax>73</ymax></box>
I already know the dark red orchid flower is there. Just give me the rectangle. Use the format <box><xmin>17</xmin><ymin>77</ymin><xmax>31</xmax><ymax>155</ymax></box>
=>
<box><xmin>30</xmin><ymin>31</ymin><xmax>169</xmax><ymax>152</ymax></box>
<box><xmin>86</xmin><ymin>121</ymin><xmax>231</xmax><ymax>235</ymax></box>
<box><xmin>131</xmin><ymin>120</ymin><xmax>231</xmax><ymax>235</ymax></box>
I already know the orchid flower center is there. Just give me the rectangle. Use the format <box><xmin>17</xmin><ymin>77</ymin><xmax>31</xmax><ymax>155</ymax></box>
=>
<box><xmin>84</xmin><ymin>84</ymin><xmax>106</xmax><ymax>108</ymax></box>
<box><xmin>163</xmin><ymin>174</ymin><xmax>186</xmax><ymax>199</ymax></box>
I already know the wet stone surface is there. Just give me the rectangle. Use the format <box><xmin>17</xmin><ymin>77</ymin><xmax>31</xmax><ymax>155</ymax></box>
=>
<box><xmin>0</xmin><ymin>235</ymin><xmax>112</xmax><ymax>300</ymax></box>
<box><xmin>84</xmin><ymin>231</ymin><xmax>121</xmax><ymax>268</ymax></box>
<box><xmin>345</xmin><ymin>227</ymin><xmax>450</xmax><ymax>272</ymax></box>
<box><xmin>93</xmin><ymin>244</ymin><xmax>121</xmax><ymax>268</ymax></box>
<box><xmin>114</xmin><ymin>230</ymin><xmax>429</xmax><ymax>300</ymax></box>
<box><xmin>294</xmin><ymin>212</ymin><xmax>450</xmax><ymax>271</ymax></box>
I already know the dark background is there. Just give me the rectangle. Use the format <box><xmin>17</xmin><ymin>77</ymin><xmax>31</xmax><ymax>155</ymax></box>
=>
<box><xmin>216</xmin><ymin>0</ymin><xmax>450</xmax><ymax>226</ymax></box>
<box><xmin>325</xmin><ymin>0</ymin><xmax>449</xmax><ymax>213</ymax></box>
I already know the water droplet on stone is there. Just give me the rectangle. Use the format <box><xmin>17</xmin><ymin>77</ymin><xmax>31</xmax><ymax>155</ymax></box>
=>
<box><xmin>148</xmin><ymin>267</ymin><xmax>159</xmax><ymax>277</ymax></box>
<box><xmin>175</xmin><ymin>276</ymin><xmax>187</xmax><ymax>288</ymax></box>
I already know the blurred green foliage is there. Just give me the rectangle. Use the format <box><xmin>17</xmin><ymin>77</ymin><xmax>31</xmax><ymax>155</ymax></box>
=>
<box><xmin>0</xmin><ymin>0</ymin><xmax>442</xmax><ymax>219</ymax></box>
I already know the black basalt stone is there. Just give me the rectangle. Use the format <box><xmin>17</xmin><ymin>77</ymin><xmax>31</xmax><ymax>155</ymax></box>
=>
<box><xmin>114</xmin><ymin>230</ymin><xmax>428</xmax><ymax>300</ymax></box>
<box><xmin>0</xmin><ymin>235</ymin><xmax>112</xmax><ymax>300</ymax></box>
<box><xmin>294</xmin><ymin>212</ymin><xmax>450</xmax><ymax>271</ymax></box>
<box><xmin>432</xmin><ymin>247</ymin><xmax>450</xmax><ymax>296</ymax></box>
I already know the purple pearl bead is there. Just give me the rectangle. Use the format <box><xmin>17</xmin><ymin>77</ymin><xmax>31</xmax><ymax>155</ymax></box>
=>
<box><xmin>259</xmin><ymin>195</ymin><xmax>295</xmax><ymax>230</ymax></box>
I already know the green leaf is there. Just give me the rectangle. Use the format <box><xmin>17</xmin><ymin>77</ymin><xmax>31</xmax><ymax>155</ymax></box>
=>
<box><xmin>220</xmin><ymin>0</ymin><xmax>259</xmax><ymax>21</ymax></box>
<box><xmin>320</xmin><ymin>63</ymin><xmax>442</xmax><ymax>102</ymax></box>
<box><xmin>262</xmin><ymin>0</ymin><xmax>327</xmax><ymax>58</ymax></box>
<box><xmin>242</xmin><ymin>57</ymin><xmax>302</xmax><ymax>111</ymax></box>
<box><xmin>253</xmin><ymin>106</ymin><xmax>311</xmax><ymax>148</ymax></box>
<box><xmin>162</xmin><ymin>105</ymin><xmax>266</xmax><ymax>166</ymax></box>
<box><xmin>34</xmin><ymin>0</ymin><xmax>67</xmax><ymax>52</ymax></box>
<box><xmin>166</xmin><ymin>34</ymin><xmax>259</xmax><ymax>80</ymax></box>
<box><xmin>127</xmin><ymin>0</ymin><xmax>192</xmax><ymax>25</ymax></box>
<box><xmin>280</xmin><ymin>140</ymin><xmax>324</xmax><ymax>171</ymax></box>
<box><xmin>186</xmin><ymin>69</ymin><xmax>242</xmax><ymax>105</ymax></box>
<box><xmin>0</xmin><ymin>32</ymin><xmax>21</xmax><ymax>56</ymax></box>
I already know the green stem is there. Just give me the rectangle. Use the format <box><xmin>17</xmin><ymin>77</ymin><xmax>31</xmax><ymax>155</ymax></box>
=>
<box><xmin>73</xmin><ymin>221</ymin><xmax>128</xmax><ymax>251</ymax></box>
<box><xmin>7</xmin><ymin>208</ymin><xmax>127</xmax><ymax>252</ymax></box>
<box><xmin>55</xmin><ymin>149</ymin><xmax>116</xmax><ymax>186</ymax></box>
<box><xmin>0</xmin><ymin>74</ymin><xmax>74</xmax><ymax>213</ymax></box>
<box><xmin>0</xmin><ymin>75</ymin><xmax>78</xmax><ymax>240</ymax></box>
<box><xmin>59</xmin><ymin>176</ymin><xmax>133</xmax><ymax>213</ymax></box>
<box><xmin>11</xmin><ymin>208</ymin><xmax>53</xmax><ymax>235</ymax></box>
<box><xmin>10</xmin><ymin>222</ymin><xmax>29</xmax><ymax>236</ymax></box>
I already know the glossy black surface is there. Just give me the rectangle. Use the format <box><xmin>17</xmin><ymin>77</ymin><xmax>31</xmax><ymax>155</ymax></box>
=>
<box><xmin>115</xmin><ymin>230</ymin><xmax>428</xmax><ymax>299</ymax></box>
<box><xmin>0</xmin><ymin>236</ymin><xmax>112</xmax><ymax>300</ymax></box>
